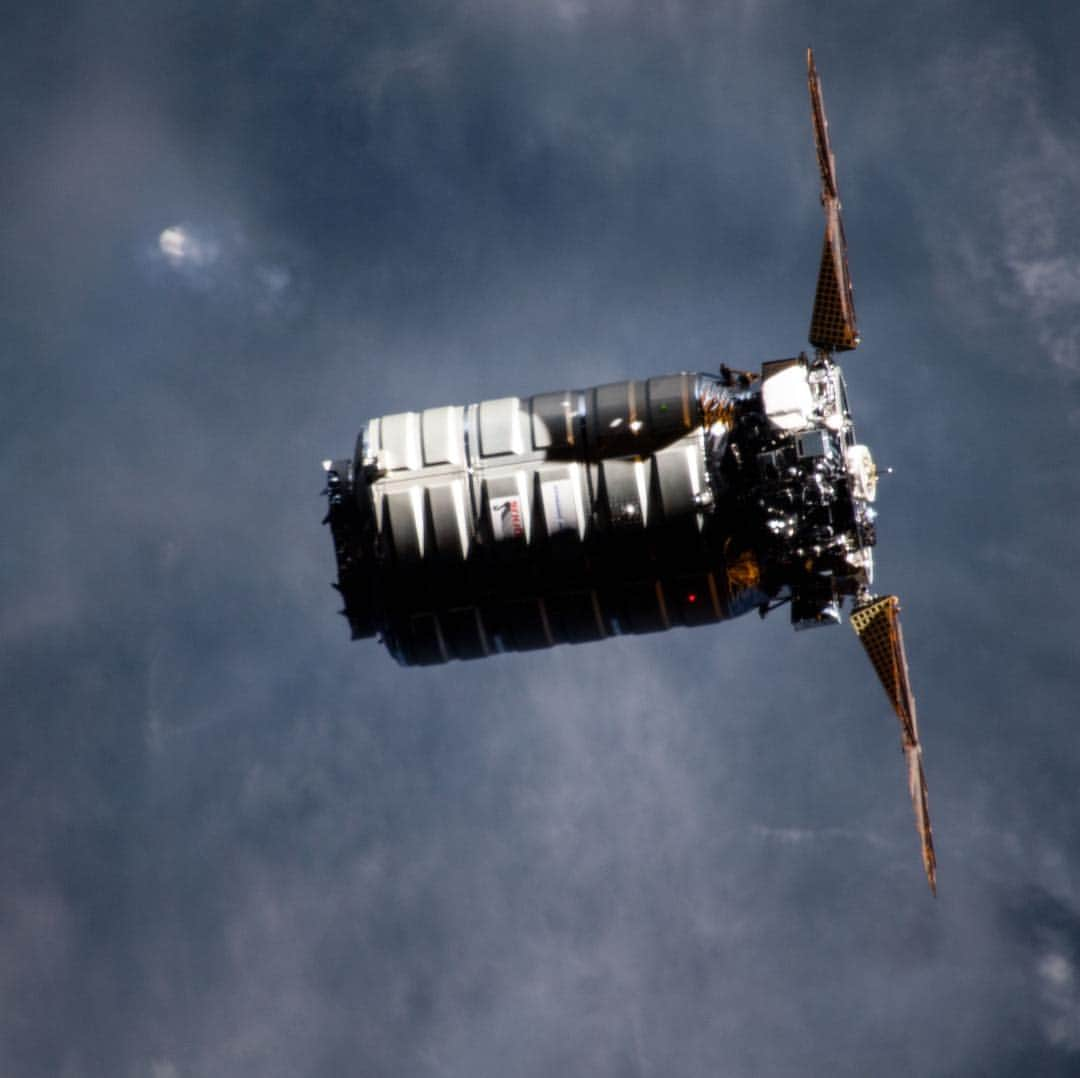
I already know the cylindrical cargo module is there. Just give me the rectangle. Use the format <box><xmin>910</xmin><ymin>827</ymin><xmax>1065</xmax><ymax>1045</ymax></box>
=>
<box><xmin>324</xmin><ymin>359</ymin><xmax>877</xmax><ymax>664</ymax></box>
<box><xmin>325</xmin><ymin>372</ymin><xmax>767</xmax><ymax>664</ymax></box>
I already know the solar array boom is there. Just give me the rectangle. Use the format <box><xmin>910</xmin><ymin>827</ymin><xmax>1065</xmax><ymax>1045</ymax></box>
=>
<box><xmin>807</xmin><ymin>48</ymin><xmax>860</xmax><ymax>353</ymax></box>
<box><xmin>850</xmin><ymin>596</ymin><xmax>937</xmax><ymax>894</ymax></box>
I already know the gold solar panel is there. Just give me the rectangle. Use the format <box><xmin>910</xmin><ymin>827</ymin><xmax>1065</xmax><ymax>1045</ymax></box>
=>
<box><xmin>851</xmin><ymin>595</ymin><xmax>937</xmax><ymax>893</ymax></box>
<box><xmin>809</xmin><ymin>215</ymin><xmax>859</xmax><ymax>353</ymax></box>
<box><xmin>851</xmin><ymin>595</ymin><xmax>910</xmax><ymax>727</ymax></box>
<box><xmin>808</xmin><ymin>48</ymin><xmax>838</xmax><ymax>199</ymax></box>
<box><xmin>806</xmin><ymin>49</ymin><xmax>859</xmax><ymax>354</ymax></box>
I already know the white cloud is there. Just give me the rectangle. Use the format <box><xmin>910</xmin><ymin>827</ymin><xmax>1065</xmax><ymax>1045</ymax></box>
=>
<box><xmin>149</xmin><ymin>221</ymin><xmax>297</xmax><ymax>316</ymax></box>
<box><xmin>158</xmin><ymin>225</ymin><xmax>220</xmax><ymax>269</ymax></box>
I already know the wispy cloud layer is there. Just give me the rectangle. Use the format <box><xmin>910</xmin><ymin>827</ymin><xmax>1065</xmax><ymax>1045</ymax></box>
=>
<box><xmin>922</xmin><ymin>40</ymin><xmax>1080</xmax><ymax>375</ymax></box>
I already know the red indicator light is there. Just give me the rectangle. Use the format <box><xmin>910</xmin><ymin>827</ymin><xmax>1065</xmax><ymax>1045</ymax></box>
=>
<box><xmin>687</xmin><ymin>592</ymin><xmax>697</xmax><ymax>604</ymax></box>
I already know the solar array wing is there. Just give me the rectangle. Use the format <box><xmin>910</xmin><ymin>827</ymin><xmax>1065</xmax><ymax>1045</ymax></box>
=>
<box><xmin>807</xmin><ymin>48</ymin><xmax>860</xmax><ymax>353</ymax></box>
<box><xmin>850</xmin><ymin>595</ymin><xmax>937</xmax><ymax>894</ymax></box>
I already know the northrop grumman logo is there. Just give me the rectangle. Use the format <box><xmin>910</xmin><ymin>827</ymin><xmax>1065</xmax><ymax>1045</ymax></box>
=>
<box><xmin>491</xmin><ymin>496</ymin><xmax>525</xmax><ymax>540</ymax></box>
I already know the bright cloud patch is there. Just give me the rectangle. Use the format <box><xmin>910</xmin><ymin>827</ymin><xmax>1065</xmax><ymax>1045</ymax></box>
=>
<box><xmin>150</xmin><ymin>221</ymin><xmax>296</xmax><ymax>316</ymax></box>
<box><xmin>158</xmin><ymin>225</ymin><xmax>221</xmax><ymax>269</ymax></box>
